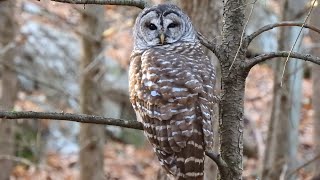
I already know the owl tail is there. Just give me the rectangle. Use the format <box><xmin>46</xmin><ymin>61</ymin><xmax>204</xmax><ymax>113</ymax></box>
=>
<box><xmin>155</xmin><ymin>128</ymin><xmax>205</xmax><ymax>180</ymax></box>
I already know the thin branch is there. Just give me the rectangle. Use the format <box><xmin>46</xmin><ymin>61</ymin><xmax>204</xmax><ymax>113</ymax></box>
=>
<box><xmin>49</xmin><ymin>0</ymin><xmax>151</xmax><ymax>9</ymax></box>
<box><xmin>245</xmin><ymin>51</ymin><xmax>320</xmax><ymax>69</ymax></box>
<box><xmin>246</xmin><ymin>21</ymin><xmax>320</xmax><ymax>45</ymax></box>
<box><xmin>287</xmin><ymin>153</ymin><xmax>320</xmax><ymax>178</ymax></box>
<box><xmin>228</xmin><ymin>0</ymin><xmax>257</xmax><ymax>73</ymax></box>
<box><xmin>0</xmin><ymin>110</ymin><xmax>228</xmax><ymax>171</ymax></box>
<box><xmin>0</xmin><ymin>111</ymin><xmax>143</xmax><ymax>130</ymax></box>
<box><xmin>205</xmin><ymin>151</ymin><xmax>228</xmax><ymax>173</ymax></box>
<box><xmin>197</xmin><ymin>32</ymin><xmax>218</xmax><ymax>55</ymax></box>
<box><xmin>280</xmin><ymin>0</ymin><xmax>317</xmax><ymax>86</ymax></box>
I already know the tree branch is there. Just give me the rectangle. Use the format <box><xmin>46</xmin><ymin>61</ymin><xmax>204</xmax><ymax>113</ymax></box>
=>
<box><xmin>49</xmin><ymin>0</ymin><xmax>151</xmax><ymax>9</ymax></box>
<box><xmin>205</xmin><ymin>151</ymin><xmax>229</xmax><ymax>175</ymax></box>
<box><xmin>287</xmin><ymin>153</ymin><xmax>320</xmax><ymax>178</ymax></box>
<box><xmin>0</xmin><ymin>110</ymin><xmax>226</xmax><ymax>169</ymax></box>
<box><xmin>246</xmin><ymin>21</ymin><xmax>320</xmax><ymax>45</ymax></box>
<box><xmin>197</xmin><ymin>32</ymin><xmax>218</xmax><ymax>55</ymax></box>
<box><xmin>245</xmin><ymin>51</ymin><xmax>320</xmax><ymax>70</ymax></box>
<box><xmin>0</xmin><ymin>111</ymin><xmax>143</xmax><ymax>129</ymax></box>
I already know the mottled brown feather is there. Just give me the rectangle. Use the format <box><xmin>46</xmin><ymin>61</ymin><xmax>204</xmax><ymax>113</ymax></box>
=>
<box><xmin>129</xmin><ymin>41</ymin><xmax>215</xmax><ymax>179</ymax></box>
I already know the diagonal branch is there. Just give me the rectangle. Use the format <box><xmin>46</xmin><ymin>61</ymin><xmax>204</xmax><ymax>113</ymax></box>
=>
<box><xmin>246</xmin><ymin>21</ymin><xmax>320</xmax><ymax>45</ymax></box>
<box><xmin>49</xmin><ymin>0</ymin><xmax>151</xmax><ymax>9</ymax></box>
<box><xmin>197</xmin><ymin>32</ymin><xmax>218</xmax><ymax>55</ymax></box>
<box><xmin>228</xmin><ymin>0</ymin><xmax>256</xmax><ymax>73</ymax></box>
<box><xmin>287</xmin><ymin>153</ymin><xmax>320</xmax><ymax>178</ymax></box>
<box><xmin>205</xmin><ymin>151</ymin><xmax>229</xmax><ymax>175</ymax></box>
<box><xmin>245</xmin><ymin>51</ymin><xmax>320</xmax><ymax>70</ymax></box>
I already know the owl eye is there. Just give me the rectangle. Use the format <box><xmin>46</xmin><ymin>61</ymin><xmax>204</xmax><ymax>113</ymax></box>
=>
<box><xmin>147</xmin><ymin>23</ymin><xmax>157</xmax><ymax>30</ymax></box>
<box><xmin>168</xmin><ymin>22</ymin><xmax>178</xmax><ymax>28</ymax></box>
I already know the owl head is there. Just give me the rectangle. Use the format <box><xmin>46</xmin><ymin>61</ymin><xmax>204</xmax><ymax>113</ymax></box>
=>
<box><xmin>133</xmin><ymin>4</ymin><xmax>197</xmax><ymax>50</ymax></box>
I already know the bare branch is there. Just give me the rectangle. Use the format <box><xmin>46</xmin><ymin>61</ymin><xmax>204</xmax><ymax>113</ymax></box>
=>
<box><xmin>49</xmin><ymin>0</ymin><xmax>151</xmax><ymax>9</ymax></box>
<box><xmin>205</xmin><ymin>151</ymin><xmax>229</xmax><ymax>174</ymax></box>
<box><xmin>287</xmin><ymin>153</ymin><xmax>320</xmax><ymax>178</ymax></box>
<box><xmin>246</xmin><ymin>21</ymin><xmax>320</xmax><ymax>45</ymax></box>
<box><xmin>197</xmin><ymin>32</ymin><xmax>218</xmax><ymax>55</ymax></box>
<box><xmin>280</xmin><ymin>0</ymin><xmax>317</xmax><ymax>86</ymax></box>
<box><xmin>0</xmin><ymin>111</ymin><xmax>143</xmax><ymax>130</ymax></box>
<box><xmin>228</xmin><ymin>0</ymin><xmax>257</xmax><ymax>72</ymax></box>
<box><xmin>245</xmin><ymin>51</ymin><xmax>320</xmax><ymax>70</ymax></box>
<box><xmin>0</xmin><ymin>110</ymin><xmax>229</xmax><ymax>171</ymax></box>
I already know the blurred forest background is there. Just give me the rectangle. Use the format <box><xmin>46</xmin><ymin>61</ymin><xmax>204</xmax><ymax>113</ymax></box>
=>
<box><xmin>0</xmin><ymin>0</ymin><xmax>320</xmax><ymax>179</ymax></box>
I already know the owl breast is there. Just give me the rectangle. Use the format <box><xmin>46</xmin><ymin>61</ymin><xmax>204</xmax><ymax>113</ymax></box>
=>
<box><xmin>129</xmin><ymin>42</ymin><xmax>215</xmax><ymax>179</ymax></box>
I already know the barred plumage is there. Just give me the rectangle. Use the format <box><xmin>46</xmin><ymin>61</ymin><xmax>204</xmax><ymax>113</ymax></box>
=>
<box><xmin>129</xmin><ymin>4</ymin><xmax>215</xmax><ymax>180</ymax></box>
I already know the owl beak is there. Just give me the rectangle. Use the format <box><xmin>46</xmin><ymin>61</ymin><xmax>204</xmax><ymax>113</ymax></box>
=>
<box><xmin>159</xmin><ymin>33</ymin><xmax>165</xmax><ymax>44</ymax></box>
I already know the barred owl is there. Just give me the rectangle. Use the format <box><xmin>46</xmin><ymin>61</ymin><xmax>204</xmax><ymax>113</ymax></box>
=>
<box><xmin>129</xmin><ymin>4</ymin><xmax>215</xmax><ymax>180</ymax></box>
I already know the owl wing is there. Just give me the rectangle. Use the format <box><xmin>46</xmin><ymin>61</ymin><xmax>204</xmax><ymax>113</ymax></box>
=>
<box><xmin>129</xmin><ymin>43</ymin><xmax>215</xmax><ymax>178</ymax></box>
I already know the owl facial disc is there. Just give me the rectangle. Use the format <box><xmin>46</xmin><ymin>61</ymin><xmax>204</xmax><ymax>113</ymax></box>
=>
<box><xmin>133</xmin><ymin>4</ymin><xmax>197</xmax><ymax>50</ymax></box>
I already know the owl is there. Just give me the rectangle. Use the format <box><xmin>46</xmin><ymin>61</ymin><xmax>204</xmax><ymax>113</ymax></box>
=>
<box><xmin>129</xmin><ymin>4</ymin><xmax>215</xmax><ymax>180</ymax></box>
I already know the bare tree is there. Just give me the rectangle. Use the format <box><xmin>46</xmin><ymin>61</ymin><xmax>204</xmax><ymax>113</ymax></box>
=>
<box><xmin>262</xmin><ymin>0</ymin><xmax>308</xmax><ymax>179</ymax></box>
<box><xmin>79</xmin><ymin>5</ymin><xmax>106</xmax><ymax>180</ymax></box>
<box><xmin>0</xmin><ymin>1</ymin><xmax>18</xmax><ymax>180</ymax></box>
<box><xmin>1</xmin><ymin>0</ymin><xmax>320</xmax><ymax>179</ymax></box>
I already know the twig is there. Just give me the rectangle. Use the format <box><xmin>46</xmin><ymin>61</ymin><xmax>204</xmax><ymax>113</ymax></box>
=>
<box><xmin>228</xmin><ymin>0</ymin><xmax>257</xmax><ymax>73</ymax></box>
<box><xmin>246</xmin><ymin>22</ymin><xmax>320</xmax><ymax>45</ymax></box>
<box><xmin>280</xmin><ymin>0</ymin><xmax>317</xmax><ymax>86</ymax></box>
<box><xmin>197</xmin><ymin>32</ymin><xmax>218</xmax><ymax>55</ymax></box>
<box><xmin>245</xmin><ymin>51</ymin><xmax>320</xmax><ymax>69</ymax></box>
<box><xmin>287</xmin><ymin>153</ymin><xmax>320</xmax><ymax>178</ymax></box>
<box><xmin>49</xmin><ymin>0</ymin><xmax>151</xmax><ymax>9</ymax></box>
<box><xmin>205</xmin><ymin>151</ymin><xmax>228</xmax><ymax>171</ymax></box>
<box><xmin>0</xmin><ymin>111</ymin><xmax>143</xmax><ymax>130</ymax></box>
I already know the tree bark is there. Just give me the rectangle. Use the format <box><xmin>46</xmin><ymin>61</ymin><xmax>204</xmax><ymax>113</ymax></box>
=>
<box><xmin>79</xmin><ymin>5</ymin><xmax>106</xmax><ymax>180</ymax></box>
<box><xmin>179</xmin><ymin>1</ymin><xmax>223</xmax><ymax>179</ymax></box>
<box><xmin>311</xmin><ymin>5</ymin><xmax>320</xmax><ymax>180</ymax></box>
<box><xmin>261</xmin><ymin>0</ymin><xmax>307</xmax><ymax>179</ymax></box>
<box><xmin>217</xmin><ymin>0</ymin><xmax>247</xmax><ymax>179</ymax></box>
<box><xmin>0</xmin><ymin>1</ymin><xmax>18</xmax><ymax>180</ymax></box>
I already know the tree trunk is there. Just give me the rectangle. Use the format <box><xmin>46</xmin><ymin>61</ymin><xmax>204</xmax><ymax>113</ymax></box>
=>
<box><xmin>310</xmin><ymin>5</ymin><xmax>320</xmax><ymax>180</ymax></box>
<box><xmin>217</xmin><ymin>0</ymin><xmax>247</xmax><ymax>179</ymax></box>
<box><xmin>79</xmin><ymin>5</ymin><xmax>105</xmax><ymax>180</ymax></box>
<box><xmin>179</xmin><ymin>1</ymin><xmax>223</xmax><ymax>179</ymax></box>
<box><xmin>261</xmin><ymin>0</ymin><xmax>307</xmax><ymax>179</ymax></box>
<box><xmin>0</xmin><ymin>1</ymin><xmax>18</xmax><ymax>180</ymax></box>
